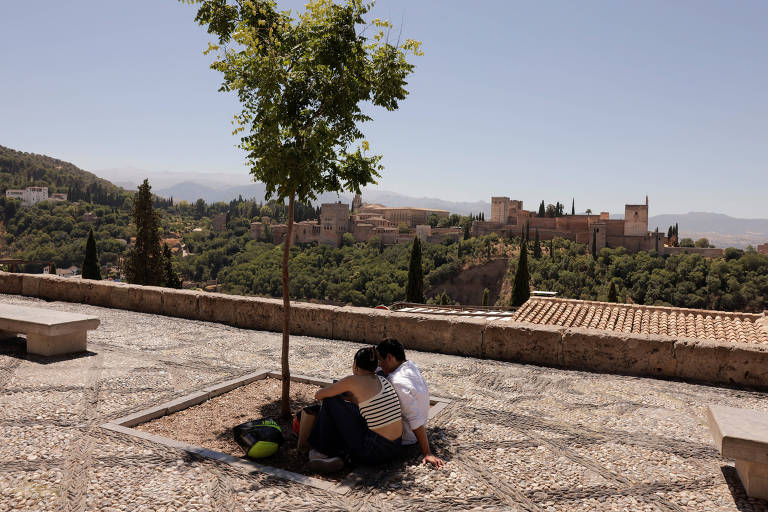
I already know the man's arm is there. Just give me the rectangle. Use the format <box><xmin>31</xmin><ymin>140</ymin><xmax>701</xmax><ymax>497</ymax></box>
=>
<box><xmin>413</xmin><ymin>425</ymin><xmax>445</xmax><ymax>469</ymax></box>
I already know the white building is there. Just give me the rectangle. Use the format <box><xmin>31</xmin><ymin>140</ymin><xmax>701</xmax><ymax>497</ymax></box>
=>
<box><xmin>4</xmin><ymin>187</ymin><xmax>66</xmax><ymax>207</ymax></box>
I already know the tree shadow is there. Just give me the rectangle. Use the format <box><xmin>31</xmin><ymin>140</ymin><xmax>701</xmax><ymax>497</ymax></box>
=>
<box><xmin>0</xmin><ymin>336</ymin><xmax>97</xmax><ymax>364</ymax></box>
<box><xmin>720</xmin><ymin>465</ymin><xmax>768</xmax><ymax>511</ymax></box>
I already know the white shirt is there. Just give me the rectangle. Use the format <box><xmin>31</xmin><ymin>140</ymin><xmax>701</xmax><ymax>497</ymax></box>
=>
<box><xmin>385</xmin><ymin>360</ymin><xmax>430</xmax><ymax>445</ymax></box>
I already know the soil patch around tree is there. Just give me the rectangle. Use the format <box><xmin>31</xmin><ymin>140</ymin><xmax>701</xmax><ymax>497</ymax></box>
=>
<box><xmin>136</xmin><ymin>378</ymin><xmax>346</xmax><ymax>478</ymax></box>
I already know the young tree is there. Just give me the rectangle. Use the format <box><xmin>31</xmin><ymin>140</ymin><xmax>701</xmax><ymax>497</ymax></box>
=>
<box><xmin>163</xmin><ymin>243</ymin><xmax>182</xmax><ymax>289</ymax></box>
<box><xmin>533</xmin><ymin>229</ymin><xmax>542</xmax><ymax>259</ymax></box>
<box><xmin>510</xmin><ymin>238</ymin><xmax>530</xmax><ymax>307</ymax></box>
<box><xmin>124</xmin><ymin>179</ymin><xmax>163</xmax><ymax>285</ymax></box>
<box><xmin>481</xmin><ymin>288</ymin><xmax>489</xmax><ymax>306</ymax></box>
<box><xmin>406</xmin><ymin>237</ymin><xmax>425</xmax><ymax>303</ymax></box>
<box><xmin>82</xmin><ymin>229</ymin><xmax>102</xmax><ymax>280</ymax></box>
<box><xmin>191</xmin><ymin>0</ymin><xmax>421</xmax><ymax>417</ymax></box>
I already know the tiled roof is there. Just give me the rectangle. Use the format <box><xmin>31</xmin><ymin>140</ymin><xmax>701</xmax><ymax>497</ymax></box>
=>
<box><xmin>513</xmin><ymin>297</ymin><xmax>768</xmax><ymax>345</ymax></box>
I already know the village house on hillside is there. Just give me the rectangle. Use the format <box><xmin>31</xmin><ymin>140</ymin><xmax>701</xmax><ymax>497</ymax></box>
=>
<box><xmin>5</xmin><ymin>186</ymin><xmax>66</xmax><ymax>207</ymax></box>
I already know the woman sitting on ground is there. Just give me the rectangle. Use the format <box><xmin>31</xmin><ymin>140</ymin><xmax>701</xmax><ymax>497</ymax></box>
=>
<box><xmin>306</xmin><ymin>346</ymin><xmax>403</xmax><ymax>472</ymax></box>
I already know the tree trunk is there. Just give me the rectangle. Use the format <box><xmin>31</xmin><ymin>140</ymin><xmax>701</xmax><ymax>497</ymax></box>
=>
<box><xmin>280</xmin><ymin>192</ymin><xmax>296</xmax><ymax>419</ymax></box>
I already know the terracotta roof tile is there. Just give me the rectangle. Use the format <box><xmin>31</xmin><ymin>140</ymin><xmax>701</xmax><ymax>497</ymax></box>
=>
<box><xmin>513</xmin><ymin>297</ymin><xmax>768</xmax><ymax>345</ymax></box>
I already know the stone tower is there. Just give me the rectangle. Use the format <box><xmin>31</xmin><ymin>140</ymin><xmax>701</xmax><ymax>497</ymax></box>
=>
<box><xmin>352</xmin><ymin>193</ymin><xmax>362</xmax><ymax>212</ymax></box>
<box><xmin>624</xmin><ymin>198</ymin><xmax>649</xmax><ymax>236</ymax></box>
<box><xmin>491</xmin><ymin>197</ymin><xmax>511</xmax><ymax>223</ymax></box>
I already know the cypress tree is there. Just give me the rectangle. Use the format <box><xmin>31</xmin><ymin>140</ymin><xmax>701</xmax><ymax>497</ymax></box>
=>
<box><xmin>538</xmin><ymin>201</ymin><xmax>545</xmax><ymax>217</ymax></box>
<box><xmin>482</xmin><ymin>288</ymin><xmax>490</xmax><ymax>306</ymax></box>
<box><xmin>550</xmin><ymin>239</ymin><xmax>555</xmax><ymax>261</ymax></box>
<box><xmin>608</xmin><ymin>281</ymin><xmax>618</xmax><ymax>303</ymax></box>
<box><xmin>463</xmin><ymin>222</ymin><xmax>470</xmax><ymax>240</ymax></box>
<box><xmin>49</xmin><ymin>262</ymin><xmax>57</xmax><ymax>276</ymax></box>
<box><xmin>405</xmin><ymin>237</ymin><xmax>424</xmax><ymax>303</ymax></box>
<box><xmin>439</xmin><ymin>290</ymin><xmax>451</xmax><ymax>305</ymax></box>
<box><xmin>571</xmin><ymin>198</ymin><xmax>575</xmax><ymax>215</ymax></box>
<box><xmin>526</xmin><ymin>221</ymin><xmax>530</xmax><ymax>241</ymax></box>
<box><xmin>162</xmin><ymin>243</ymin><xmax>182</xmax><ymax>289</ymax></box>
<box><xmin>533</xmin><ymin>229</ymin><xmax>542</xmax><ymax>259</ymax></box>
<box><xmin>82</xmin><ymin>229</ymin><xmax>102</xmax><ymax>280</ymax></box>
<box><xmin>592</xmin><ymin>229</ymin><xmax>598</xmax><ymax>260</ymax></box>
<box><xmin>510</xmin><ymin>238</ymin><xmax>530</xmax><ymax>307</ymax></box>
<box><xmin>124</xmin><ymin>179</ymin><xmax>163</xmax><ymax>285</ymax></box>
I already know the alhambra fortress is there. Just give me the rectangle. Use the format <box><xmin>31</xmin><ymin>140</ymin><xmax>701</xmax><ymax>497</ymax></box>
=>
<box><xmin>254</xmin><ymin>193</ymin><xmax>727</xmax><ymax>256</ymax></box>
<box><xmin>250</xmin><ymin>193</ymin><xmax>458</xmax><ymax>247</ymax></box>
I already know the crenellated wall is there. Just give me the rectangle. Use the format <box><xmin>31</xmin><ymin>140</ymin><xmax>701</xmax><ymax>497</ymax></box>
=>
<box><xmin>2</xmin><ymin>272</ymin><xmax>768</xmax><ymax>389</ymax></box>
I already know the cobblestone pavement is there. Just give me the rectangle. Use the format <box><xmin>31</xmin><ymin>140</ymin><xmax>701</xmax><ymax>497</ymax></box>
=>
<box><xmin>1</xmin><ymin>294</ymin><xmax>767</xmax><ymax>511</ymax></box>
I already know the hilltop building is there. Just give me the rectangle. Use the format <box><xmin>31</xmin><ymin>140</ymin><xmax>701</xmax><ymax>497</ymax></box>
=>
<box><xmin>5</xmin><ymin>187</ymin><xmax>66</xmax><ymax>207</ymax></box>
<box><xmin>474</xmin><ymin>195</ymin><xmax>667</xmax><ymax>254</ymax></box>
<box><xmin>758</xmin><ymin>243</ymin><xmax>768</xmax><ymax>255</ymax></box>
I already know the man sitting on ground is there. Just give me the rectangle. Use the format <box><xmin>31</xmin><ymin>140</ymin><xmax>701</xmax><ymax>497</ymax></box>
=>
<box><xmin>376</xmin><ymin>338</ymin><xmax>445</xmax><ymax>469</ymax></box>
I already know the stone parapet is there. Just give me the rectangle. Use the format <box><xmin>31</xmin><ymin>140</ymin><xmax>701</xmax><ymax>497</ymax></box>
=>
<box><xmin>3</xmin><ymin>271</ymin><xmax>768</xmax><ymax>389</ymax></box>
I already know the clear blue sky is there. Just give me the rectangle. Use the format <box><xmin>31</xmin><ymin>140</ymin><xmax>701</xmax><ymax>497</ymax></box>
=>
<box><xmin>2</xmin><ymin>1</ymin><xmax>767</xmax><ymax>217</ymax></box>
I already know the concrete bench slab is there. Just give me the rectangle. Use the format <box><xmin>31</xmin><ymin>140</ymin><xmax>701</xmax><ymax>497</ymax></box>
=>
<box><xmin>707</xmin><ymin>405</ymin><xmax>768</xmax><ymax>499</ymax></box>
<box><xmin>0</xmin><ymin>304</ymin><xmax>100</xmax><ymax>356</ymax></box>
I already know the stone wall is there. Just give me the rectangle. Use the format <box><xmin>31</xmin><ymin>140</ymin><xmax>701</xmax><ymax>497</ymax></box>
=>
<box><xmin>3</xmin><ymin>271</ymin><xmax>768</xmax><ymax>389</ymax></box>
<box><xmin>661</xmin><ymin>247</ymin><xmax>725</xmax><ymax>258</ymax></box>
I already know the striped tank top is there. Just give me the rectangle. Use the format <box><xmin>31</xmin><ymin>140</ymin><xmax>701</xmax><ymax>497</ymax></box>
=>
<box><xmin>358</xmin><ymin>375</ymin><xmax>402</xmax><ymax>429</ymax></box>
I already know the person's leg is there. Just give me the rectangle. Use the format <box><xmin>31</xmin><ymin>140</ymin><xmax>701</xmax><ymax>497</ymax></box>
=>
<box><xmin>351</xmin><ymin>431</ymin><xmax>403</xmax><ymax>465</ymax></box>
<box><xmin>307</xmin><ymin>396</ymin><xmax>365</xmax><ymax>458</ymax></box>
<box><xmin>307</xmin><ymin>398</ymin><xmax>345</xmax><ymax>457</ymax></box>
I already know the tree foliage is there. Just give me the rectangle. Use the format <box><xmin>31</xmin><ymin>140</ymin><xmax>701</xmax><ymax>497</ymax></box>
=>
<box><xmin>81</xmin><ymin>229</ymin><xmax>102</xmax><ymax>280</ymax></box>
<box><xmin>510</xmin><ymin>237</ymin><xmax>530</xmax><ymax>307</ymax></box>
<box><xmin>533</xmin><ymin>229</ymin><xmax>542</xmax><ymax>259</ymax></box>
<box><xmin>163</xmin><ymin>243</ymin><xmax>183</xmax><ymax>289</ymax></box>
<box><xmin>190</xmin><ymin>0</ymin><xmax>421</xmax><ymax>416</ymax></box>
<box><xmin>406</xmin><ymin>237</ymin><xmax>424</xmax><ymax>303</ymax></box>
<box><xmin>124</xmin><ymin>180</ymin><xmax>163</xmax><ymax>286</ymax></box>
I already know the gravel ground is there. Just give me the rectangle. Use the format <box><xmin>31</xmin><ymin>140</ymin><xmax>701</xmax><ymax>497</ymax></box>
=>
<box><xmin>136</xmin><ymin>378</ymin><xmax>328</xmax><ymax>477</ymax></box>
<box><xmin>1</xmin><ymin>294</ymin><xmax>768</xmax><ymax>511</ymax></box>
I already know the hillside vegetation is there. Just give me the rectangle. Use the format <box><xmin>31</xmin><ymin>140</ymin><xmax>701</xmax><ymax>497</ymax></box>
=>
<box><xmin>0</xmin><ymin>146</ymin><xmax>766</xmax><ymax>313</ymax></box>
<box><xmin>502</xmin><ymin>238</ymin><xmax>768</xmax><ymax>313</ymax></box>
<box><xmin>0</xmin><ymin>145</ymin><xmax>129</xmax><ymax>206</ymax></box>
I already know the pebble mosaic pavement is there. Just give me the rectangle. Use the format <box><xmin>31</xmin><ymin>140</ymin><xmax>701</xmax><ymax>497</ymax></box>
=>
<box><xmin>1</xmin><ymin>294</ymin><xmax>767</xmax><ymax>511</ymax></box>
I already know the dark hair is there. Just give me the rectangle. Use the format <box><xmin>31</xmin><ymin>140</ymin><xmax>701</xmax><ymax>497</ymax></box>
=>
<box><xmin>354</xmin><ymin>346</ymin><xmax>378</xmax><ymax>373</ymax></box>
<box><xmin>376</xmin><ymin>338</ymin><xmax>406</xmax><ymax>363</ymax></box>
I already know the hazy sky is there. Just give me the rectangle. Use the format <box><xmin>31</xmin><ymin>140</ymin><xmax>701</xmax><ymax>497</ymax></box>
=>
<box><xmin>2</xmin><ymin>1</ymin><xmax>767</xmax><ymax>217</ymax></box>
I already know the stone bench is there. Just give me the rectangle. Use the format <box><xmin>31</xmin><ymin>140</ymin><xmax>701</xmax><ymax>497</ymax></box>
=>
<box><xmin>0</xmin><ymin>304</ymin><xmax>100</xmax><ymax>356</ymax></box>
<box><xmin>707</xmin><ymin>405</ymin><xmax>768</xmax><ymax>500</ymax></box>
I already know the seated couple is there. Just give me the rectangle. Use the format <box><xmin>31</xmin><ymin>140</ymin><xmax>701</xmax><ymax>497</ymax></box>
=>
<box><xmin>306</xmin><ymin>338</ymin><xmax>445</xmax><ymax>472</ymax></box>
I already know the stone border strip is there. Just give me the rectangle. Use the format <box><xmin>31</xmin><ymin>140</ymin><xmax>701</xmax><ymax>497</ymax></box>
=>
<box><xmin>4</xmin><ymin>271</ymin><xmax>768</xmax><ymax>388</ymax></box>
<box><xmin>101</xmin><ymin>369</ymin><xmax>452</xmax><ymax>495</ymax></box>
